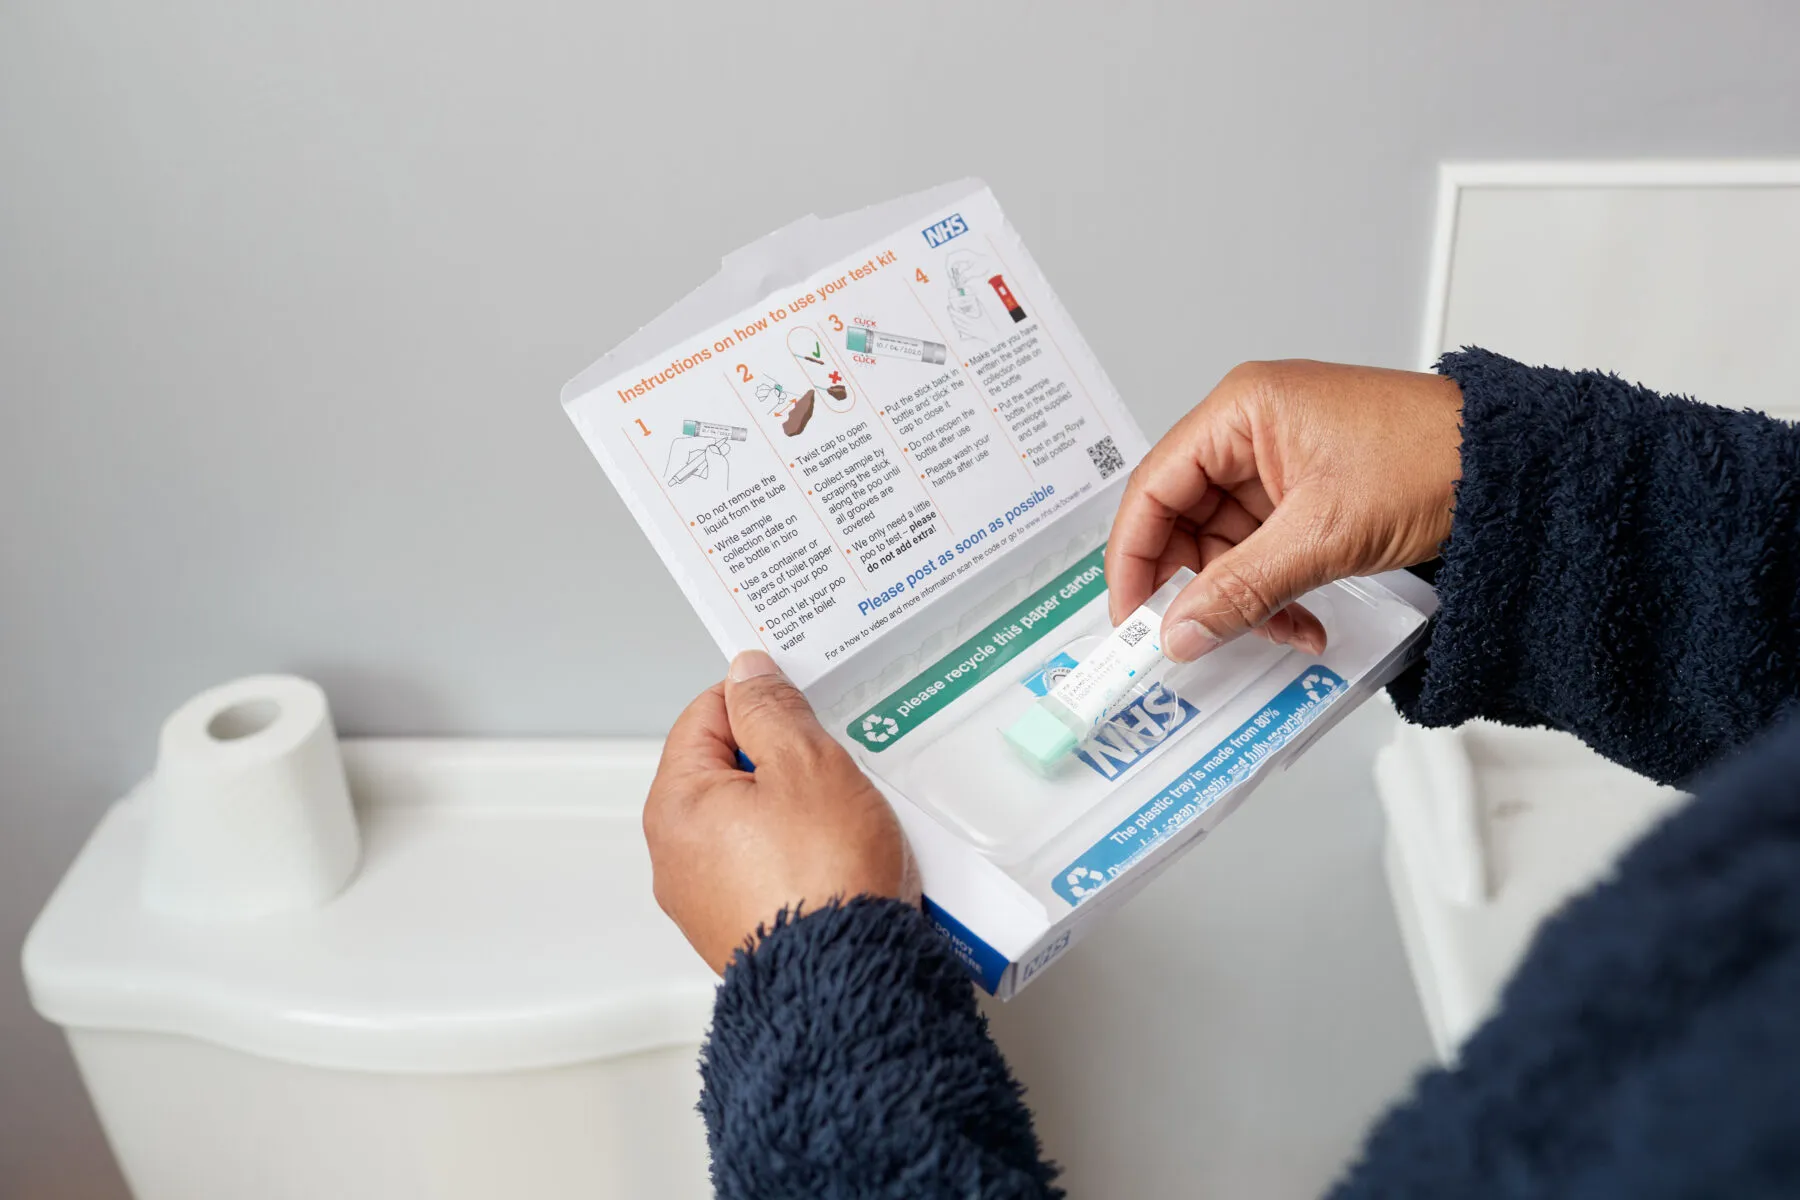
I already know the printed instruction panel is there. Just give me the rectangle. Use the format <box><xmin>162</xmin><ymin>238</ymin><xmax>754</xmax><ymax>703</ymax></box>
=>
<box><xmin>566</xmin><ymin>187</ymin><xmax>1147</xmax><ymax>685</ymax></box>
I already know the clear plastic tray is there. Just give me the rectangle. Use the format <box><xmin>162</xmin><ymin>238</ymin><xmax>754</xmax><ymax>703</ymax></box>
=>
<box><xmin>849</xmin><ymin>576</ymin><xmax>1427</xmax><ymax>896</ymax></box>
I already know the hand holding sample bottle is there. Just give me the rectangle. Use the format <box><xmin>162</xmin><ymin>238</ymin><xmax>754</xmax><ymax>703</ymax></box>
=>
<box><xmin>1104</xmin><ymin>360</ymin><xmax>1464</xmax><ymax>661</ymax></box>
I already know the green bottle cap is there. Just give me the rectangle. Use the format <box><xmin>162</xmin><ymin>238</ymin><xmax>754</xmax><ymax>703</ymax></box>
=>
<box><xmin>681</xmin><ymin>419</ymin><xmax>698</xmax><ymax>436</ymax></box>
<box><xmin>845</xmin><ymin>327</ymin><xmax>870</xmax><ymax>354</ymax></box>
<box><xmin>1004</xmin><ymin>705</ymin><xmax>1079</xmax><ymax>775</ymax></box>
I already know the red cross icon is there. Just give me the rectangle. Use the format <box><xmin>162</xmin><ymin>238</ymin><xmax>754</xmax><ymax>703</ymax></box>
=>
<box><xmin>828</xmin><ymin>370</ymin><xmax>842</xmax><ymax>385</ymax></box>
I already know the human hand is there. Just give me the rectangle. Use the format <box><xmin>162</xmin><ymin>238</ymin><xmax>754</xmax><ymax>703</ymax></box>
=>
<box><xmin>1106</xmin><ymin>360</ymin><xmax>1463</xmax><ymax>661</ymax></box>
<box><xmin>645</xmin><ymin>650</ymin><xmax>918</xmax><ymax>975</ymax></box>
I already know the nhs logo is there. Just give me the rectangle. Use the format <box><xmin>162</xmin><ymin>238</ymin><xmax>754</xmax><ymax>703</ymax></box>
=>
<box><xmin>1076</xmin><ymin>686</ymin><xmax>1199</xmax><ymax>780</ymax></box>
<box><xmin>921</xmin><ymin>213</ymin><xmax>969</xmax><ymax>248</ymax></box>
<box><xmin>1020</xmin><ymin>654</ymin><xmax>1200</xmax><ymax>782</ymax></box>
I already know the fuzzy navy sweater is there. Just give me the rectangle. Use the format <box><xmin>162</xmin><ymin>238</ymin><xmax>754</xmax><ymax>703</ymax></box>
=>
<box><xmin>697</xmin><ymin>350</ymin><xmax>1800</xmax><ymax>1199</ymax></box>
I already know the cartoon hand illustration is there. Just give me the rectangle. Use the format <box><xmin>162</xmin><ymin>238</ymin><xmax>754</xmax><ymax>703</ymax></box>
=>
<box><xmin>664</xmin><ymin>432</ymin><xmax>738</xmax><ymax>506</ymax></box>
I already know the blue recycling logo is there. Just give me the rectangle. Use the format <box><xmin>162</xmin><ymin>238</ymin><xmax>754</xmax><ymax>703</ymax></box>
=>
<box><xmin>1063</xmin><ymin>866</ymin><xmax>1109</xmax><ymax>902</ymax></box>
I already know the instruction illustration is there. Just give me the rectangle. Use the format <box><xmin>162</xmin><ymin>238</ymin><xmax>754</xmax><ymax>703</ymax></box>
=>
<box><xmin>566</xmin><ymin>185</ymin><xmax>1149</xmax><ymax>686</ymax></box>
<box><xmin>941</xmin><ymin>250</ymin><xmax>1027</xmax><ymax>345</ymax></box>
<box><xmin>944</xmin><ymin>250</ymin><xmax>1001</xmax><ymax>344</ymax></box>
<box><xmin>664</xmin><ymin>418</ymin><xmax>747</xmax><ymax>501</ymax></box>
<box><xmin>845</xmin><ymin>326</ymin><xmax>948</xmax><ymax>364</ymax></box>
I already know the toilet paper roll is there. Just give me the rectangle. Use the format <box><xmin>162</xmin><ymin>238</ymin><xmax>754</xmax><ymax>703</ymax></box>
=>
<box><xmin>141</xmin><ymin>675</ymin><xmax>361</xmax><ymax>920</ymax></box>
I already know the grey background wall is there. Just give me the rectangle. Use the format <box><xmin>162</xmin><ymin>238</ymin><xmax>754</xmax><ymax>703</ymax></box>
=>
<box><xmin>4</xmin><ymin>2</ymin><xmax>1798</xmax><ymax>1196</ymax></box>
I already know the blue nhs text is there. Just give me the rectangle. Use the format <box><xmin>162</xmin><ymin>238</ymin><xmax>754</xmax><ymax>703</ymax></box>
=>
<box><xmin>1075</xmin><ymin>684</ymin><xmax>1199</xmax><ymax>781</ymax></box>
<box><xmin>921</xmin><ymin>213</ymin><xmax>969</xmax><ymax>248</ymax></box>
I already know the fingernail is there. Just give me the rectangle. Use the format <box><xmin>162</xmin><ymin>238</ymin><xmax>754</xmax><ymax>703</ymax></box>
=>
<box><xmin>729</xmin><ymin>650</ymin><xmax>782</xmax><ymax>682</ymax></box>
<box><xmin>1164</xmin><ymin>620</ymin><xmax>1220</xmax><ymax>663</ymax></box>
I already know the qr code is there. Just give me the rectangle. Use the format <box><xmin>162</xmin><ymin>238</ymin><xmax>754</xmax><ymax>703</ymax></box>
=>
<box><xmin>1087</xmin><ymin>436</ymin><xmax>1125</xmax><ymax>479</ymax></box>
<box><xmin>1119</xmin><ymin>619</ymin><xmax>1151</xmax><ymax>647</ymax></box>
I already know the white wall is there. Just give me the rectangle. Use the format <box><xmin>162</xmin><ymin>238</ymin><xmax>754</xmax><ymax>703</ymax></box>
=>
<box><xmin>4</xmin><ymin>2</ymin><xmax>1799</xmax><ymax>1195</ymax></box>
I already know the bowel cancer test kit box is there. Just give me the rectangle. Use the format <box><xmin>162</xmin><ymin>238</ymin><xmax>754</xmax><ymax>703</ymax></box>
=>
<box><xmin>562</xmin><ymin>179</ymin><xmax>1434</xmax><ymax>996</ymax></box>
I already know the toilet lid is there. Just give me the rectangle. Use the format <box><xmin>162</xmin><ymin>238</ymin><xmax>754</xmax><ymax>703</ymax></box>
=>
<box><xmin>23</xmin><ymin>739</ymin><xmax>721</xmax><ymax>1074</ymax></box>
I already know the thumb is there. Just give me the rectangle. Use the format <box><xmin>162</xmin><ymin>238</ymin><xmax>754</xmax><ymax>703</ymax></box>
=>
<box><xmin>1160</xmin><ymin>499</ymin><xmax>1336</xmax><ymax>661</ymax></box>
<box><xmin>724</xmin><ymin>650</ymin><xmax>836</xmax><ymax>766</ymax></box>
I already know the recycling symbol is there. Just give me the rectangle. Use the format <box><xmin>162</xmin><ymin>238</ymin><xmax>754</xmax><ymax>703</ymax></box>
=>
<box><xmin>1301</xmin><ymin>673</ymin><xmax>1339</xmax><ymax>704</ymax></box>
<box><xmin>861</xmin><ymin>714</ymin><xmax>900</xmax><ymax>744</ymax></box>
<box><xmin>1064</xmin><ymin>866</ymin><xmax>1108</xmax><ymax>899</ymax></box>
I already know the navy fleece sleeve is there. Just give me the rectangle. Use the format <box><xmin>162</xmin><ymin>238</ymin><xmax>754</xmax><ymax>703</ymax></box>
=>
<box><xmin>1390</xmin><ymin>348</ymin><xmax>1800</xmax><ymax>783</ymax></box>
<box><xmin>698</xmin><ymin>898</ymin><xmax>1061</xmax><ymax>1200</ymax></box>
<box><xmin>1334</xmin><ymin>714</ymin><xmax>1800</xmax><ymax>1199</ymax></box>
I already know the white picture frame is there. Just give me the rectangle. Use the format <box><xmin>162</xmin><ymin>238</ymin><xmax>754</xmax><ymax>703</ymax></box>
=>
<box><xmin>1419</xmin><ymin>158</ymin><xmax>1800</xmax><ymax>372</ymax></box>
